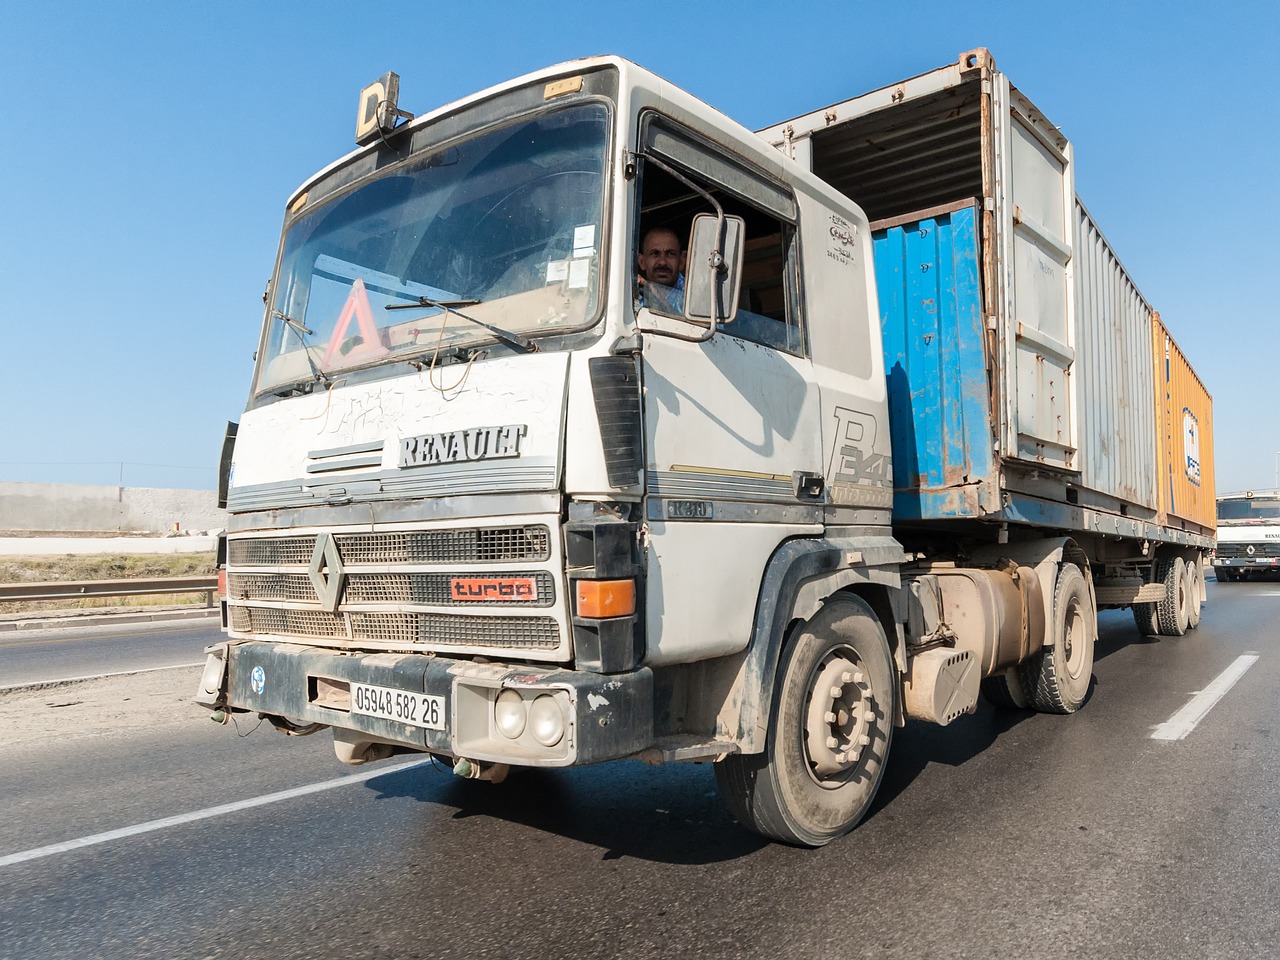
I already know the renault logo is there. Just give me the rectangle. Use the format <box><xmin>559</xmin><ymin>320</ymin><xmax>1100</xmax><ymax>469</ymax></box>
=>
<box><xmin>1246</xmin><ymin>545</ymin><xmax>1256</xmax><ymax>557</ymax></box>
<box><xmin>309</xmin><ymin>532</ymin><xmax>345</xmax><ymax>612</ymax></box>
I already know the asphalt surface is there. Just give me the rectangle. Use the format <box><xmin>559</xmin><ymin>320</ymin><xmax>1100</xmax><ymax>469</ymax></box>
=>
<box><xmin>0</xmin><ymin>618</ymin><xmax>221</xmax><ymax>688</ymax></box>
<box><xmin>0</xmin><ymin>579</ymin><xmax>1277</xmax><ymax>960</ymax></box>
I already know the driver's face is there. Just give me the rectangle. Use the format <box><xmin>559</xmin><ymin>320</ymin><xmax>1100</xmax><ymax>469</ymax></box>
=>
<box><xmin>637</xmin><ymin>230</ymin><xmax>684</xmax><ymax>286</ymax></box>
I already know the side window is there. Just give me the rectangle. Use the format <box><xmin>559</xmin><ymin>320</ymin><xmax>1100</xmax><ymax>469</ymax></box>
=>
<box><xmin>634</xmin><ymin>122</ymin><xmax>802</xmax><ymax>354</ymax></box>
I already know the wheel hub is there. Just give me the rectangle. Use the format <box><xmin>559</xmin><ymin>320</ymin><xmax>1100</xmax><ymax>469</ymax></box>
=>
<box><xmin>804</xmin><ymin>650</ymin><xmax>874</xmax><ymax>779</ymax></box>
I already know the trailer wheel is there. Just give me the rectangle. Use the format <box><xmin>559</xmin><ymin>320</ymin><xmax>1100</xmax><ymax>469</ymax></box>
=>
<box><xmin>1132</xmin><ymin>601</ymin><xmax>1157</xmax><ymax>637</ymax></box>
<box><xmin>1154</xmin><ymin>556</ymin><xmax>1189</xmax><ymax>636</ymax></box>
<box><xmin>1184</xmin><ymin>558</ymin><xmax>1203</xmax><ymax>629</ymax></box>
<box><xmin>1021</xmin><ymin>564</ymin><xmax>1094</xmax><ymax>714</ymax></box>
<box><xmin>714</xmin><ymin>595</ymin><xmax>895</xmax><ymax>847</ymax></box>
<box><xmin>980</xmin><ymin>669</ymin><xmax>1031</xmax><ymax>709</ymax></box>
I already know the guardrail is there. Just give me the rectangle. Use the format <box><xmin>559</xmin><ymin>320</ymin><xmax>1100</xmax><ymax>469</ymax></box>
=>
<box><xmin>0</xmin><ymin>576</ymin><xmax>219</xmax><ymax>606</ymax></box>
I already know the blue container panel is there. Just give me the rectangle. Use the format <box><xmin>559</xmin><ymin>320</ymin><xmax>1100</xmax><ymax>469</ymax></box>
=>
<box><xmin>873</xmin><ymin>204</ymin><xmax>995</xmax><ymax>520</ymax></box>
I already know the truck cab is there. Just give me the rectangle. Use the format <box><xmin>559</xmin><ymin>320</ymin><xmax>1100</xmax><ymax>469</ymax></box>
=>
<box><xmin>198</xmin><ymin>58</ymin><xmax>902</xmax><ymax>843</ymax></box>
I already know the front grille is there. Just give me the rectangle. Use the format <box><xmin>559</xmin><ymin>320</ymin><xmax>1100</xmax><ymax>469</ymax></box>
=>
<box><xmin>226</xmin><ymin>571</ymin><xmax>556</xmax><ymax>606</ymax></box>
<box><xmin>349</xmin><ymin>612</ymin><xmax>560</xmax><ymax>648</ymax></box>
<box><xmin>226</xmin><ymin>522</ymin><xmax>566</xmax><ymax>655</ymax></box>
<box><xmin>228</xmin><ymin>526</ymin><xmax>551</xmax><ymax>566</ymax></box>
<box><xmin>236</xmin><ymin>607</ymin><xmax>346</xmax><ymax>639</ymax></box>
<box><xmin>232</xmin><ymin>606</ymin><xmax>559</xmax><ymax>650</ymax></box>
<box><xmin>1217</xmin><ymin>543</ymin><xmax>1280</xmax><ymax>559</ymax></box>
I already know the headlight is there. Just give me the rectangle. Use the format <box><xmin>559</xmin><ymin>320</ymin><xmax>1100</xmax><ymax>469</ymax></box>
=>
<box><xmin>528</xmin><ymin>695</ymin><xmax>565</xmax><ymax>747</ymax></box>
<box><xmin>494</xmin><ymin>689</ymin><xmax>527</xmax><ymax>740</ymax></box>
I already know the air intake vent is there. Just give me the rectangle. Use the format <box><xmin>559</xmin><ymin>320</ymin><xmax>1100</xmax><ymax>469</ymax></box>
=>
<box><xmin>589</xmin><ymin>356</ymin><xmax>643</xmax><ymax>488</ymax></box>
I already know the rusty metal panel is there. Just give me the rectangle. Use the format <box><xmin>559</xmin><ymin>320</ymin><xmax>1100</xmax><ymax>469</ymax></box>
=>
<box><xmin>874</xmin><ymin>203</ymin><xmax>996</xmax><ymax>520</ymax></box>
<box><xmin>1154</xmin><ymin>316</ymin><xmax>1216</xmax><ymax>532</ymax></box>
<box><xmin>1073</xmin><ymin>200</ymin><xmax>1158</xmax><ymax>510</ymax></box>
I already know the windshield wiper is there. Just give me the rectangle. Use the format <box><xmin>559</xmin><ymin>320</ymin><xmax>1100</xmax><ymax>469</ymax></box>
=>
<box><xmin>386</xmin><ymin>297</ymin><xmax>537</xmax><ymax>353</ymax></box>
<box><xmin>272</xmin><ymin>309</ymin><xmax>314</xmax><ymax>337</ymax></box>
<box><xmin>271</xmin><ymin>309</ymin><xmax>332</xmax><ymax>390</ymax></box>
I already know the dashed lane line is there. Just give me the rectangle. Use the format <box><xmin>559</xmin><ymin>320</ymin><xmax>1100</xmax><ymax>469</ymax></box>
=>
<box><xmin>1151</xmin><ymin>653</ymin><xmax>1260</xmax><ymax>741</ymax></box>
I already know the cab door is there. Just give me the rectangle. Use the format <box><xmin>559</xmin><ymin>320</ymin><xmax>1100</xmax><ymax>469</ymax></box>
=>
<box><xmin>631</xmin><ymin>118</ymin><xmax>822</xmax><ymax>665</ymax></box>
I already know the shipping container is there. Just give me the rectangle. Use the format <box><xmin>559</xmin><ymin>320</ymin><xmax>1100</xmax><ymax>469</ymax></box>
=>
<box><xmin>1154</xmin><ymin>315</ymin><xmax>1216</xmax><ymax>531</ymax></box>
<box><xmin>759</xmin><ymin>48</ymin><xmax>1213</xmax><ymax>544</ymax></box>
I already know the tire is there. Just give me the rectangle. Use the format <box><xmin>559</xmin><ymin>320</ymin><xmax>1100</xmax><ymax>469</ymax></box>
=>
<box><xmin>1154</xmin><ymin>556</ymin><xmax>1189</xmax><ymax>636</ymax></box>
<box><xmin>1184</xmin><ymin>558</ymin><xmax>1202</xmax><ymax>630</ymax></box>
<box><xmin>1132</xmin><ymin>601</ymin><xmax>1157</xmax><ymax>637</ymax></box>
<box><xmin>715</xmin><ymin>595</ymin><xmax>896</xmax><ymax>847</ymax></box>
<box><xmin>1020</xmin><ymin>564</ymin><xmax>1095</xmax><ymax>714</ymax></box>
<box><xmin>981</xmin><ymin>668</ymin><xmax>1031</xmax><ymax>709</ymax></box>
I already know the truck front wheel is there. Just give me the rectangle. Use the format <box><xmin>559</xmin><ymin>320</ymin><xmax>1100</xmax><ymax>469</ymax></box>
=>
<box><xmin>715</xmin><ymin>595</ymin><xmax>895</xmax><ymax>847</ymax></box>
<box><xmin>1021</xmin><ymin>564</ymin><xmax>1095</xmax><ymax>714</ymax></box>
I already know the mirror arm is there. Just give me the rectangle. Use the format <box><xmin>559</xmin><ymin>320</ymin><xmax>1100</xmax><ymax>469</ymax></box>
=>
<box><xmin>638</xmin><ymin>152</ymin><xmax>728</xmax><ymax>274</ymax></box>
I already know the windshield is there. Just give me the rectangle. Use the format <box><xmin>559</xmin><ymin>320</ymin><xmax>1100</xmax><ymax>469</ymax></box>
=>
<box><xmin>1217</xmin><ymin>496</ymin><xmax>1280</xmax><ymax>522</ymax></box>
<box><xmin>256</xmin><ymin>102</ymin><xmax>609</xmax><ymax>394</ymax></box>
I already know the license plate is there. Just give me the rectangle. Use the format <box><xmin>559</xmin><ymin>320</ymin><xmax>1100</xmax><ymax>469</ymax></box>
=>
<box><xmin>350</xmin><ymin>683</ymin><xmax>445</xmax><ymax>730</ymax></box>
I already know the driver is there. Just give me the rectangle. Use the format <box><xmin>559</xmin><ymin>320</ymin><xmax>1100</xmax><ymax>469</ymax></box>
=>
<box><xmin>635</xmin><ymin>225</ymin><xmax>686</xmax><ymax>314</ymax></box>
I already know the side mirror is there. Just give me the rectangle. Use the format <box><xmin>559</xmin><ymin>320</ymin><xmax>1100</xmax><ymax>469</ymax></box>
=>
<box><xmin>683</xmin><ymin>213</ymin><xmax>744</xmax><ymax>325</ymax></box>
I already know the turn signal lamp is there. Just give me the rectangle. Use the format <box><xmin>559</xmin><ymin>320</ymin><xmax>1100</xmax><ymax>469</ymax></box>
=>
<box><xmin>574</xmin><ymin>579</ymin><xmax>636</xmax><ymax>618</ymax></box>
<box><xmin>217</xmin><ymin>568</ymin><xmax>228</xmax><ymax>599</ymax></box>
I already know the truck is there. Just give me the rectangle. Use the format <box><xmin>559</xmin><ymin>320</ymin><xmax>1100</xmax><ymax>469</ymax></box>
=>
<box><xmin>196</xmin><ymin>49</ymin><xmax>1216</xmax><ymax>846</ymax></box>
<box><xmin>1213</xmin><ymin>490</ymin><xmax>1280</xmax><ymax>580</ymax></box>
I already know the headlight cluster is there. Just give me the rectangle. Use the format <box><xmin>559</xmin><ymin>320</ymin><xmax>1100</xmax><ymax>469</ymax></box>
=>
<box><xmin>493</xmin><ymin>689</ymin><xmax>566</xmax><ymax>747</ymax></box>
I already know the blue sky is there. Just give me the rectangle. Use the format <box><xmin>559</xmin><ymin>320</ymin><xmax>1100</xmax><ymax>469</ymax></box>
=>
<box><xmin>1</xmin><ymin>0</ymin><xmax>1276</xmax><ymax>494</ymax></box>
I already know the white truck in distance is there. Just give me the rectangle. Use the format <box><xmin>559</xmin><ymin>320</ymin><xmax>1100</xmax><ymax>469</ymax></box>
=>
<box><xmin>197</xmin><ymin>51</ymin><xmax>1216</xmax><ymax>846</ymax></box>
<box><xmin>1213</xmin><ymin>491</ymin><xmax>1280</xmax><ymax>581</ymax></box>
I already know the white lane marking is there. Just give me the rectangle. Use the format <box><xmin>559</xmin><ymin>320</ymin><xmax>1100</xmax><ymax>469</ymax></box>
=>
<box><xmin>0</xmin><ymin>662</ymin><xmax>205</xmax><ymax>694</ymax></box>
<box><xmin>0</xmin><ymin>758</ymin><xmax>434</xmax><ymax>869</ymax></box>
<box><xmin>1151</xmin><ymin>654</ymin><xmax>1260</xmax><ymax>741</ymax></box>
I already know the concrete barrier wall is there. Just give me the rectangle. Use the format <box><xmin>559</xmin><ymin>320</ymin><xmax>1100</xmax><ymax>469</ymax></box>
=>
<box><xmin>0</xmin><ymin>483</ymin><xmax>226</xmax><ymax>534</ymax></box>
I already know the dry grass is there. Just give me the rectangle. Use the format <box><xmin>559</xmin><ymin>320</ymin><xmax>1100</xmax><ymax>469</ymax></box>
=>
<box><xmin>0</xmin><ymin>553</ymin><xmax>217</xmax><ymax>613</ymax></box>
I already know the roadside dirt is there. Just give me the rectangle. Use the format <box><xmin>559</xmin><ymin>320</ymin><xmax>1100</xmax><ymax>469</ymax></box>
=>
<box><xmin>0</xmin><ymin>666</ymin><xmax>207</xmax><ymax>752</ymax></box>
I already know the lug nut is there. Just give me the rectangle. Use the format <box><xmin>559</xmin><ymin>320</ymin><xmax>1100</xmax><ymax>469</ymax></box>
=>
<box><xmin>825</xmin><ymin>736</ymin><xmax>839</xmax><ymax>749</ymax></box>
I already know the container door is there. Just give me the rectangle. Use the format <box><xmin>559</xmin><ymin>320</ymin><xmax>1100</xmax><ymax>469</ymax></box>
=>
<box><xmin>994</xmin><ymin>80</ymin><xmax>1077</xmax><ymax>471</ymax></box>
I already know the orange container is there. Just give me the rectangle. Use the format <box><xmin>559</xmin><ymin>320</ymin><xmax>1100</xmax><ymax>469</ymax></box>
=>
<box><xmin>1153</xmin><ymin>313</ymin><xmax>1215</xmax><ymax>533</ymax></box>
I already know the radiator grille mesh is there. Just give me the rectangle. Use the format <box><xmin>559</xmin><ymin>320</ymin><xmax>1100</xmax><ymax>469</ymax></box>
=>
<box><xmin>226</xmin><ymin>571</ymin><xmax>555</xmax><ymax>606</ymax></box>
<box><xmin>229</xmin><ymin>526</ymin><xmax>551</xmax><ymax>566</ymax></box>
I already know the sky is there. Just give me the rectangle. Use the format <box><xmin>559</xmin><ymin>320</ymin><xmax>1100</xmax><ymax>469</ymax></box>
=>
<box><xmin>1</xmin><ymin>0</ymin><xmax>1277</xmax><ymax>495</ymax></box>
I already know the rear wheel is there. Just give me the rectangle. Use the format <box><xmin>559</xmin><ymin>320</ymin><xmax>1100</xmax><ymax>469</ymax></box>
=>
<box><xmin>981</xmin><ymin>668</ymin><xmax>1031</xmax><ymax>708</ymax></box>
<box><xmin>1185</xmin><ymin>557</ymin><xmax>1203</xmax><ymax>629</ymax></box>
<box><xmin>1154</xmin><ymin>556</ymin><xmax>1189</xmax><ymax>636</ymax></box>
<box><xmin>1132</xmin><ymin>601</ymin><xmax>1157</xmax><ymax>637</ymax></box>
<box><xmin>1021</xmin><ymin>564</ymin><xmax>1095</xmax><ymax>714</ymax></box>
<box><xmin>715</xmin><ymin>596</ymin><xmax>895</xmax><ymax>847</ymax></box>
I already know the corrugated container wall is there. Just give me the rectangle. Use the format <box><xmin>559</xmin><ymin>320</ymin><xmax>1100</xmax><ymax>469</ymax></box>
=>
<box><xmin>761</xmin><ymin>49</ymin><xmax>1214</xmax><ymax>542</ymax></box>
<box><xmin>1154</xmin><ymin>316</ymin><xmax>1215</xmax><ymax>531</ymax></box>
<box><xmin>1072</xmin><ymin>200</ymin><xmax>1158</xmax><ymax>514</ymax></box>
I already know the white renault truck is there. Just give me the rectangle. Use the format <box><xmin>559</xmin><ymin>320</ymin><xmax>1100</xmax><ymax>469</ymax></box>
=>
<box><xmin>1213</xmin><ymin>490</ymin><xmax>1280</xmax><ymax>581</ymax></box>
<box><xmin>197</xmin><ymin>51</ymin><xmax>1215</xmax><ymax>845</ymax></box>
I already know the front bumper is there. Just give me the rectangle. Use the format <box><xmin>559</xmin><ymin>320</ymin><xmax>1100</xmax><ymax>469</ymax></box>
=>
<box><xmin>196</xmin><ymin>640</ymin><xmax>653</xmax><ymax>767</ymax></box>
<box><xmin>1212</xmin><ymin>557</ymin><xmax>1280</xmax><ymax>569</ymax></box>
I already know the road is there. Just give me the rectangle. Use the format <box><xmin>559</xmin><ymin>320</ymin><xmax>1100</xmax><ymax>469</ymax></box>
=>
<box><xmin>0</xmin><ymin>618</ymin><xmax>219</xmax><ymax>688</ymax></box>
<box><xmin>0</xmin><ymin>579</ymin><xmax>1277</xmax><ymax>960</ymax></box>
